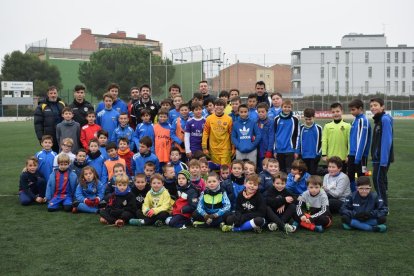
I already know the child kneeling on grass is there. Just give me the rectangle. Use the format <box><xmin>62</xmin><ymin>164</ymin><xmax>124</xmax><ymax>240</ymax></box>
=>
<box><xmin>129</xmin><ymin>174</ymin><xmax>172</xmax><ymax>227</ymax></box>
<box><xmin>99</xmin><ymin>173</ymin><xmax>136</xmax><ymax>227</ymax></box>
<box><xmin>294</xmin><ymin>175</ymin><xmax>332</xmax><ymax>232</ymax></box>
<box><xmin>221</xmin><ymin>174</ymin><xmax>266</xmax><ymax>233</ymax></box>
<box><xmin>340</xmin><ymin>176</ymin><xmax>388</xmax><ymax>232</ymax></box>
<box><xmin>19</xmin><ymin>156</ymin><xmax>46</xmax><ymax>205</ymax></box>
<box><xmin>193</xmin><ymin>172</ymin><xmax>231</xmax><ymax>228</ymax></box>
<box><xmin>46</xmin><ymin>154</ymin><xmax>77</xmax><ymax>212</ymax></box>
<box><xmin>73</xmin><ymin>166</ymin><xmax>105</xmax><ymax>214</ymax></box>
<box><xmin>166</xmin><ymin>170</ymin><xmax>198</xmax><ymax>228</ymax></box>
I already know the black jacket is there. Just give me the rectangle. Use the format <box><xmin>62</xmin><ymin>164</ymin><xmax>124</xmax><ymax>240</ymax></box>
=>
<box><xmin>68</xmin><ymin>99</ymin><xmax>94</xmax><ymax>127</ymax></box>
<box><xmin>34</xmin><ymin>97</ymin><xmax>65</xmax><ymax>141</ymax></box>
<box><xmin>132</xmin><ymin>98</ymin><xmax>160</xmax><ymax>124</ymax></box>
<box><xmin>265</xmin><ymin>186</ymin><xmax>296</xmax><ymax>210</ymax></box>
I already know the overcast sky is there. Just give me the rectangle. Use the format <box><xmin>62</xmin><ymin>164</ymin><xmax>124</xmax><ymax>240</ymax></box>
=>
<box><xmin>1</xmin><ymin>0</ymin><xmax>413</xmax><ymax>68</ymax></box>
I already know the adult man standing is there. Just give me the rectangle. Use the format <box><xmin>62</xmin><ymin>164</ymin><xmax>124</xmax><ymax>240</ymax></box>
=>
<box><xmin>34</xmin><ymin>86</ymin><xmax>66</xmax><ymax>153</ymax></box>
<box><xmin>199</xmin><ymin>80</ymin><xmax>216</xmax><ymax>107</ymax></box>
<box><xmin>127</xmin><ymin>86</ymin><xmax>140</xmax><ymax>129</ymax></box>
<box><xmin>168</xmin><ymin>84</ymin><xmax>181</xmax><ymax>100</ymax></box>
<box><xmin>132</xmin><ymin>84</ymin><xmax>160</xmax><ymax>124</ymax></box>
<box><xmin>255</xmin><ymin>81</ymin><xmax>271</xmax><ymax>107</ymax></box>
<box><xmin>69</xmin><ymin>84</ymin><xmax>94</xmax><ymax>127</ymax></box>
<box><xmin>95</xmin><ymin>83</ymin><xmax>128</xmax><ymax>114</ymax></box>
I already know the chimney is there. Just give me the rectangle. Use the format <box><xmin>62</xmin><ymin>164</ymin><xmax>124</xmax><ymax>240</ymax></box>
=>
<box><xmin>117</xmin><ymin>31</ymin><xmax>126</xmax><ymax>38</ymax></box>
<box><xmin>81</xmin><ymin>28</ymin><xmax>92</xmax><ymax>35</ymax></box>
<box><xmin>137</xmin><ymin>33</ymin><xmax>146</xmax><ymax>40</ymax></box>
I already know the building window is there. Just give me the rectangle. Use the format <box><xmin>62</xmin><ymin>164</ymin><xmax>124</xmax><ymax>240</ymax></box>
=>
<box><xmin>395</xmin><ymin>67</ymin><xmax>398</xmax><ymax>78</ymax></box>
<box><xmin>345</xmin><ymin>81</ymin><xmax>349</xmax><ymax>94</ymax></box>
<box><xmin>403</xmin><ymin>52</ymin><xmax>406</xmax><ymax>63</ymax></box>
<box><xmin>395</xmin><ymin>52</ymin><xmax>399</xmax><ymax>63</ymax></box>
<box><xmin>387</xmin><ymin>52</ymin><xmax>391</xmax><ymax>63</ymax></box>
<box><xmin>345</xmin><ymin>52</ymin><xmax>350</xmax><ymax>64</ymax></box>
<box><xmin>386</xmin><ymin>81</ymin><xmax>390</xmax><ymax>93</ymax></box>
<box><xmin>345</xmin><ymin>67</ymin><xmax>349</xmax><ymax>78</ymax></box>
<box><xmin>412</xmin><ymin>81</ymin><xmax>414</xmax><ymax>92</ymax></box>
<box><xmin>412</xmin><ymin>66</ymin><xmax>414</xmax><ymax>77</ymax></box>
<box><xmin>412</xmin><ymin>52</ymin><xmax>414</xmax><ymax>63</ymax></box>
<box><xmin>336</xmin><ymin>52</ymin><xmax>339</xmax><ymax>62</ymax></box>
<box><xmin>321</xmin><ymin>53</ymin><xmax>325</xmax><ymax>64</ymax></box>
<box><xmin>321</xmin><ymin>81</ymin><xmax>324</xmax><ymax>93</ymax></box>
<box><xmin>368</xmin><ymin>67</ymin><xmax>372</xmax><ymax>78</ymax></box>
<box><xmin>335</xmin><ymin>81</ymin><xmax>339</xmax><ymax>93</ymax></box>
<box><xmin>386</xmin><ymin>67</ymin><xmax>390</xmax><ymax>78</ymax></box>
<box><xmin>365</xmin><ymin>81</ymin><xmax>369</xmax><ymax>94</ymax></box>
<box><xmin>365</xmin><ymin>52</ymin><xmax>369</xmax><ymax>63</ymax></box>
<box><xmin>402</xmin><ymin>67</ymin><xmax>406</xmax><ymax>78</ymax></box>
<box><xmin>395</xmin><ymin>81</ymin><xmax>398</xmax><ymax>93</ymax></box>
<box><xmin>402</xmin><ymin>81</ymin><xmax>406</xmax><ymax>93</ymax></box>
<box><xmin>320</xmin><ymin>67</ymin><xmax>324</xmax><ymax>78</ymax></box>
<box><xmin>332</xmin><ymin>67</ymin><xmax>336</xmax><ymax>79</ymax></box>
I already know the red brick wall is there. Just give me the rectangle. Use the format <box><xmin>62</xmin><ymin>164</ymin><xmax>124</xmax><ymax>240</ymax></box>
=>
<box><xmin>70</xmin><ymin>28</ymin><xmax>98</xmax><ymax>51</ymax></box>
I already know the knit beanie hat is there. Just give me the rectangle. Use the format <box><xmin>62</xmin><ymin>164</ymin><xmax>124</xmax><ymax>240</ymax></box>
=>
<box><xmin>178</xmin><ymin>170</ymin><xmax>191</xmax><ymax>182</ymax></box>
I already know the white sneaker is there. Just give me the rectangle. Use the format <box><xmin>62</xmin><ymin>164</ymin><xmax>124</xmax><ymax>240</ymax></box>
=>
<box><xmin>284</xmin><ymin>224</ymin><xmax>296</xmax><ymax>233</ymax></box>
<box><xmin>268</xmin><ymin>223</ymin><xmax>278</xmax><ymax>231</ymax></box>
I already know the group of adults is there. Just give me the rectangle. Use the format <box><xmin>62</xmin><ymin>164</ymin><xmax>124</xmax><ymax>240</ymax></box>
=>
<box><xmin>33</xmin><ymin>80</ymin><xmax>271</xmax><ymax>152</ymax></box>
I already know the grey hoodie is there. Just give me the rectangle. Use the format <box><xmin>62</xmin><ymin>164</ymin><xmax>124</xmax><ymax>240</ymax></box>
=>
<box><xmin>56</xmin><ymin>120</ymin><xmax>80</xmax><ymax>153</ymax></box>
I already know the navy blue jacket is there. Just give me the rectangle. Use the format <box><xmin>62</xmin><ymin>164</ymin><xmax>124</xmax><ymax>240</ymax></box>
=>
<box><xmin>258</xmin><ymin>170</ymin><xmax>274</xmax><ymax>195</ymax></box>
<box><xmin>257</xmin><ymin>118</ymin><xmax>272</xmax><ymax>158</ymax></box>
<box><xmin>349</xmin><ymin>113</ymin><xmax>371</xmax><ymax>164</ymax></box>
<box><xmin>340</xmin><ymin>191</ymin><xmax>388</xmax><ymax>219</ymax></box>
<box><xmin>371</xmin><ymin>112</ymin><xmax>394</xmax><ymax>167</ymax></box>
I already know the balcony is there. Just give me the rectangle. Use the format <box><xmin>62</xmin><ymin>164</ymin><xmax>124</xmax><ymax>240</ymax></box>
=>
<box><xmin>292</xmin><ymin>73</ymin><xmax>301</xmax><ymax>80</ymax></box>
<box><xmin>292</xmin><ymin>59</ymin><xmax>301</xmax><ymax>66</ymax></box>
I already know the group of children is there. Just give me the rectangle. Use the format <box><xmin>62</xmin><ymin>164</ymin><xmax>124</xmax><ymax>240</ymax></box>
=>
<box><xmin>19</xmin><ymin>86</ymin><xmax>392</xmax><ymax>234</ymax></box>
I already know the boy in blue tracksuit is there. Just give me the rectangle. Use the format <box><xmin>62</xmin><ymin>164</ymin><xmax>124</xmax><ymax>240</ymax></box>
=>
<box><xmin>269</xmin><ymin>99</ymin><xmax>299</xmax><ymax>173</ymax></box>
<box><xmin>286</xmin><ymin>159</ymin><xmax>311</xmax><ymax>196</ymax></box>
<box><xmin>229</xmin><ymin>96</ymin><xmax>241</xmax><ymax>122</ymax></box>
<box><xmin>110</xmin><ymin>112</ymin><xmax>135</xmax><ymax>151</ymax></box>
<box><xmin>340</xmin><ymin>176</ymin><xmax>388</xmax><ymax>232</ymax></box>
<box><xmin>132</xmin><ymin>136</ymin><xmax>160</xmax><ymax>175</ymax></box>
<box><xmin>133</xmin><ymin>109</ymin><xmax>155</xmax><ymax>152</ymax></box>
<box><xmin>295</xmin><ymin>108</ymin><xmax>322</xmax><ymax>175</ymax></box>
<box><xmin>370</xmin><ymin>98</ymin><xmax>393</xmax><ymax>207</ymax></box>
<box><xmin>348</xmin><ymin>99</ymin><xmax>371</xmax><ymax>192</ymax></box>
<box><xmin>35</xmin><ymin>135</ymin><xmax>57</xmax><ymax>183</ymax></box>
<box><xmin>231</xmin><ymin>104</ymin><xmax>261</xmax><ymax>164</ymax></box>
<box><xmin>45</xmin><ymin>154</ymin><xmax>78</xmax><ymax>212</ymax></box>
<box><xmin>221</xmin><ymin>160</ymin><xmax>245</xmax><ymax>211</ymax></box>
<box><xmin>96</xmin><ymin>93</ymin><xmax>119</xmax><ymax>140</ymax></box>
<box><xmin>258</xmin><ymin>158</ymin><xmax>279</xmax><ymax>195</ymax></box>
<box><xmin>268</xmin><ymin>92</ymin><xmax>283</xmax><ymax>120</ymax></box>
<box><xmin>170</xmin><ymin>103</ymin><xmax>190</xmax><ymax>161</ymax></box>
<box><xmin>257</xmin><ymin>102</ymin><xmax>273</xmax><ymax>172</ymax></box>
<box><xmin>247</xmin><ymin>94</ymin><xmax>259</xmax><ymax>122</ymax></box>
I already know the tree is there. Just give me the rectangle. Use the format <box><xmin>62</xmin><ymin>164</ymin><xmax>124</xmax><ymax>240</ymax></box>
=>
<box><xmin>1</xmin><ymin>51</ymin><xmax>62</xmax><ymax>96</ymax></box>
<box><xmin>78</xmin><ymin>47</ymin><xmax>175</xmax><ymax>100</ymax></box>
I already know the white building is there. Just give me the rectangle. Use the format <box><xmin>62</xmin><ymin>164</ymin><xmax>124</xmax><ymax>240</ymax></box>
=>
<box><xmin>291</xmin><ymin>34</ymin><xmax>414</xmax><ymax>97</ymax></box>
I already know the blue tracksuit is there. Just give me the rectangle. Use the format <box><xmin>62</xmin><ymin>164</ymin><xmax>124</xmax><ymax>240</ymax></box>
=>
<box><xmin>170</xmin><ymin>160</ymin><xmax>188</xmax><ymax>175</ymax></box>
<box><xmin>221</xmin><ymin>175</ymin><xmax>245</xmax><ymax>211</ymax></box>
<box><xmin>229</xmin><ymin>111</ymin><xmax>239</xmax><ymax>122</ymax></box>
<box><xmin>131</xmin><ymin>151</ymin><xmax>160</xmax><ymax>175</ymax></box>
<box><xmin>87</xmin><ymin>153</ymin><xmax>108</xmax><ymax>184</ymax></box>
<box><xmin>296</xmin><ymin>123</ymin><xmax>323</xmax><ymax>159</ymax></box>
<box><xmin>258</xmin><ymin>170</ymin><xmax>274</xmax><ymax>195</ymax></box>
<box><xmin>268</xmin><ymin>107</ymin><xmax>281</xmax><ymax>121</ymax></box>
<box><xmin>96</xmin><ymin>99</ymin><xmax>128</xmax><ymax>114</ymax></box>
<box><xmin>35</xmin><ymin>149</ymin><xmax>57</xmax><ymax>182</ymax></box>
<box><xmin>202</xmin><ymin>108</ymin><xmax>211</xmax><ymax>119</ymax></box>
<box><xmin>231</xmin><ymin>117</ymin><xmax>262</xmax><ymax>153</ymax></box>
<box><xmin>349</xmin><ymin>113</ymin><xmax>371</xmax><ymax>164</ymax></box>
<box><xmin>269</xmin><ymin>112</ymin><xmax>299</xmax><ymax>154</ymax></box>
<box><xmin>111</xmin><ymin>125</ymin><xmax>135</xmax><ymax>150</ymax></box>
<box><xmin>99</xmin><ymin>146</ymin><xmax>109</xmax><ymax>160</ymax></box>
<box><xmin>286</xmin><ymin>172</ymin><xmax>311</xmax><ymax>196</ymax></box>
<box><xmin>96</xmin><ymin>108</ymin><xmax>119</xmax><ymax>139</ymax></box>
<box><xmin>170</xmin><ymin>115</ymin><xmax>188</xmax><ymax>146</ymax></box>
<box><xmin>248</xmin><ymin>108</ymin><xmax>258</xmax><ymax>122</ymax></box>
<box><xmin>75</xmin><ymin>181</ymin><xmax>105</xmax><ymax>213</ymax></box>
<box><xmin>340</xmin><ymin>191</ymin><xmax>388</xmax><ymax>220</ymax></box>
<box><xmin>46</xmin><ymin>169</ymin><xmax>78</xmax><ymax>210</ymax></box>
<box><xmin>257</xmin><ymin>118</ymin><xmax>272</xmax><ymax>158</ymax></box>
<box><xmin>168</xmin><ymin>109</ymin><xmax>180</xmax><ymax>125</ymax></box>
<box><xmin>134</xmin><ymin>122</ymin><xmax>155</xmax><ymax>151</ymax></box>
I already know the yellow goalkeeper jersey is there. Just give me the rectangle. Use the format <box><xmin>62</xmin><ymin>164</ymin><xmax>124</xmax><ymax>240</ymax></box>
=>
<box><xmin>202</xmin><ymin>113</ymin><xmax>233</xmax><ymax>153</ymax></box>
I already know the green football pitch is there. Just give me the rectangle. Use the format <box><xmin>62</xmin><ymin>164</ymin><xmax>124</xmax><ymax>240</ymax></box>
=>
<box><xmin>0</xmin><ymin>120</ymin><xmax>413</xmax><ymax>275</ymax></box>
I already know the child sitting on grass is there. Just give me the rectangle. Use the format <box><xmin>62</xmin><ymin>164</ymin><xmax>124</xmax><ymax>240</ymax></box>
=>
<box><xmin>99</xmin><ymin>173</ymin><xmax>136</xmax><ymax>227</ymax></box>
<box><xmin>129</xmin><ymin>174</ymin><xmax>172</xmax><ymax>227</ymax></box>
<box><xmin>340</xmin><ymin>176</ymin><xmax>388</xmax><ymax>232</ymax></box>
<box><xmin>19</xmin><ymin>156</ymin><xmax>46</xmax><ymax>205</ymax></box>
<box><xmin>221</xmin><ymin>174</ymin><xmax>267</xmax><ymax>233</ymax></box>
<box><xmin>286</xmin><ymin>159</ymin><xmax>310</xmax><ymax>196</ymax></box>
<box><xmin>73</xmin><ymin>166</ymin><xmax>105</xmax><ymax>214</ymax></box>
<box><xmin>46</xmin><ymin>154</ymin><xmax>77</xmax><ymax>212</ymax></box>
<box><xmin>131</xmin><ymin>173</ymin><xmax>150</xmax><ymax>220</ymax></box>
<box><xmin>166</xmin><ymin>170</ymin><xmax>198</xmax><ymax>228</ymax></box>
<box><xmin>193</xmin><ymin>172</ymin><xmax>231</xmax><ymax>228</ymax></box>
<box><xmin>295</xmin><ymin>175</ymin><xmax>332</xmax><ymax>233</ymax></box>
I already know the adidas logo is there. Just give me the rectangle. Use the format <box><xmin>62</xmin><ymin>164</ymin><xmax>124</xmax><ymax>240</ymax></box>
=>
<box><xmin>239</xmin><ymin>126</ymin><xmax>250</xmax><ymax>136</ymax></box>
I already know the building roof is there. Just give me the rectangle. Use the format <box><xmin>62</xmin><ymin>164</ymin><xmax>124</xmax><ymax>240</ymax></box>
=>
<box><xmin>93</xmin><ymin>34</ymin><xmax>159</xmax><ymax>43</ymax></box>
<box><xmin>342</xmin><ymin>33</ymin><xmax>385</xmax><ymax>38</ymax></box>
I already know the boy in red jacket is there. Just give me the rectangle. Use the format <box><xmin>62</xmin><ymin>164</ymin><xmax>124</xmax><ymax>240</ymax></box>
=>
<box><xmin>117</xmin><ymin>137</ymin><xmax>134</xmax><ymax>177</ymax></box>
<box><xmin>80</xmin><ymin>111</ymin><xmax>101</xmax><ymax>152</ymax></box>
